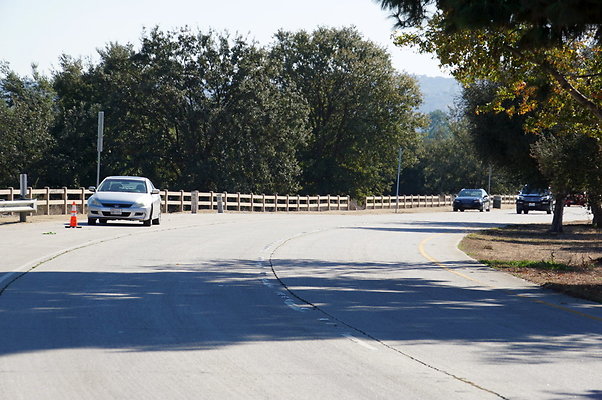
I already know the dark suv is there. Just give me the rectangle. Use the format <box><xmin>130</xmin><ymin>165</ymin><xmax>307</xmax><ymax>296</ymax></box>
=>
<box><xmin>453</xmin><ymin>188</ymin><xmax>490</xmax><ymax>212</ymax></box>
<box><xmin>516</xmin><ymin>185</ymin><xmax>553</xmax><ymax>214</ymax></box>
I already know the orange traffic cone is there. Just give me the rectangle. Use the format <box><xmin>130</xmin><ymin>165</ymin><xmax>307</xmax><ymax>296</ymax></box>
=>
<box><xmin>66</xmin><ymin>202</ymin><xmax>81</xmax><ymax>228</ymax></box>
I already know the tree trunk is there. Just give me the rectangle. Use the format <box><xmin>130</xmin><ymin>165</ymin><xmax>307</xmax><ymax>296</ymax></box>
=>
<box><xmin>550</xmin><ymin>193</ymin><xmax>566</xmax><ymax>233</ymax></box>
<box><xmin>591</xmin><ymin>199</ymin><xmax>602</xmax><ymax>229</ymax></box>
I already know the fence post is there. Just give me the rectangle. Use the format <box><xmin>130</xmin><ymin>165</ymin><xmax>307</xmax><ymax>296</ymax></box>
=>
<box><xmin>191</xmin><ymin>190</ymin><xmax>198</xmax><ymax>213</ymax></box>
<box><xmin>62</xmin><ymin>187</ymin><xmax>68</xmax><ymax>215</ymax></box>
<box><xmin>209</xmin><ymin>191</ymin><xmax>214</xmax><ymax>211</ymax></box>
<box><xmin>237</xmin><ymin>192</ymin><xmax>241</xmax><ymax>211</ymax></box>
<box><xmin>286</xmin><ymin>194</ymin><xmax>290</xmax><ymax>212</ymax></box>
<box><xmin>45</xmin><ymin>187</ymin><xmax>50</xmax><ymax>215</ymax></box>
<box><xmin>250</xmin><ymin>193</ymin><xmax>254</xmax><ymax>212</ymax></box>
<box><xmin>262</xmin><ymin>194</ymin><xmax>266</xmax><ymax>212</ymax></box>
<box><xmin>274</xmin><ymin>193</ymin><xmax>278</xmax><ymax>212</ymax></box>
<box><xmin>80</xmin><ymin>187</ymin><xmax>85</xmax><ymax>213</ymax></box>
<box><xmin>224</xmin><ymin>192</ymin><xmax>228</xmax><ymax>212</ymax></box>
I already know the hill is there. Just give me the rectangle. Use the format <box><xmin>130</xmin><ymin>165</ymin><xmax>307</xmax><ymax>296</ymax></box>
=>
<box><xmin>414</xmin><ymin>75</ymin><xmax>461</xmax><ymax>114</ymax></box>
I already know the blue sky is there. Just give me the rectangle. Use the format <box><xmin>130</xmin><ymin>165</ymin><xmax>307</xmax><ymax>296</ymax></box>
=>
<box><xmin>0</xmin><ymin>0</ymin><xmax>449</xmax><ymax>77</ymax></box>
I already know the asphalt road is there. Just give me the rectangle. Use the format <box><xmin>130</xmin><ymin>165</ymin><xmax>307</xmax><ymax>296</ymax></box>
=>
<box><xmin>0</xmin><ymin>207</ymin><xmax>600</xmax><ymax>399</ymax></box>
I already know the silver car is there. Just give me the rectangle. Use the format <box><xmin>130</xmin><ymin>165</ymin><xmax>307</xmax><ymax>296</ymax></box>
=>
<box><xmin>87</xmin><ymin>176</ymin><xmax>162</xmax><ymax>226</ymax></box>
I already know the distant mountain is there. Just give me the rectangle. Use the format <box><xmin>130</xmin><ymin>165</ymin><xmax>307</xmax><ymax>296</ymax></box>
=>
<box><xmin>414</xmin><ymin>75</ymin><xmax>461</xmax><ymax>114</ymax></box>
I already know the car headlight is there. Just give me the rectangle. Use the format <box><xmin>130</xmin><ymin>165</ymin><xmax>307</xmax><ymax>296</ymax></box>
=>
<box><xmin>88</xmin><ymin>197</ymin><xmax>102</xmax><ymax>207</ymax></box>
<box><xmin>133</xmin><ymin>199</ymin><xmax>151</xmax><ymax>208</ymax></box>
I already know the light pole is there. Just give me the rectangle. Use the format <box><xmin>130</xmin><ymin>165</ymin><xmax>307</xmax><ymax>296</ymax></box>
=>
<box><xmin>96</xmin><ymin>111</ymin><xmax>104</xmax><ymax>187</ymax></box>
<box><xmin>395</xmin><ymin>147</ymin><xmax>403</xmax><ymax>213</ymax></box>
<box><xmin>488</xmin><ymin>163</ymin><xmax>492</xmax><ymax>194</ymax></box>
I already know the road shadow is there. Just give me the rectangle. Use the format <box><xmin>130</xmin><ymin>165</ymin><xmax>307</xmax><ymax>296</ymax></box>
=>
<box><xmin>0</xmin><ymin>256</ymin><xmax>600</xmax><ymax>366</ymax></box>
<box><xmin>349</xmin><ymin>220</ymin><xmax>508</xmax><ymax>235</ymax></box>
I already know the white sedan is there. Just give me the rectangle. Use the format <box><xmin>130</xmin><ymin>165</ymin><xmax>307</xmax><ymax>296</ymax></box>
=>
<box><xmin>87</xmin><ymin>176</ymin><xmax>162</xmax><ymax>226</ymax></box>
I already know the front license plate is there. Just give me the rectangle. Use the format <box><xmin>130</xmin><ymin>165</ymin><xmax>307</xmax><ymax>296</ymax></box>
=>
<box><xmin>110</xmin><ymin>208</ymin><xmax>122</xmax><ymax>215</ymax></box>
<box><xmin>529</xmin><ymin>203</ymin><xmax>536</xmax><ymax>207</ymax></box>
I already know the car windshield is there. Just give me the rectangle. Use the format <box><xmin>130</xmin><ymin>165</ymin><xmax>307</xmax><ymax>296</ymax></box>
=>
<box><xmin>521</xmin><ymin>186</ymin><xmax>548</xmax><ymax>195</ymax></box>
<box><xmin>98</xmin><ymin>179</ymin><xmax>147</xmax><ymax>193</ymax></box>
<box><xmin>458</xmin><ymin>189</ymin><xmax>482</xmax><ymax>197</ymax></box>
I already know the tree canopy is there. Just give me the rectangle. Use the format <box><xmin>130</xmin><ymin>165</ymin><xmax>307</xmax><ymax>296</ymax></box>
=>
<box><xmin>379</xmin><ymin>0</ymin><xmax>602</xmax><ymax>228</ymax></box>
<box><xmin>0</xmin><ymin>27</ymin><xmax>425</xmax><ymax>199</ymax></box>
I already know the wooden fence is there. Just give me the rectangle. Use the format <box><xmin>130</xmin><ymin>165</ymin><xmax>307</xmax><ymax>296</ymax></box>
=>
<box><xmin>364</xmin><ymin>194</ymin><xmax>516</xmax><ymax>210</ymax></box>
<box><xmin>0</xmin><ymin>187</ymin><xmax>350</xmax><ymax>215</ymax></box>
<box><xmin>0</xmin><ymin>187</ymin><xmax>516</xmax><ymax>216</ymax></box>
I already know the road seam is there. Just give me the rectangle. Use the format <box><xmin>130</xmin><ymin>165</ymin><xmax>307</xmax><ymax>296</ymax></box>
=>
<box><xmin>266</xmin><ymin>228</ymin><xmax>508</xmax><ymax>400</ymax></box>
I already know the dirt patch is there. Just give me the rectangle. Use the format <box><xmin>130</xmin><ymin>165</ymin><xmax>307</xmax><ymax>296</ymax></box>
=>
<box><xmin>460</xmin><ymin>221</ymin><xmax>602</xmax><ymax>303</ymax></box>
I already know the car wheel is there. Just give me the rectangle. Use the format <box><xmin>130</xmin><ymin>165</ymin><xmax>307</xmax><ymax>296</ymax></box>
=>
<box><xmin>516</xmin><ymin>207</ymin><xmax>522</xmax><ymax>214</ymax></box>
<box><xmin>479</xmin><ymin>207</ymin><xmax>484</xmax><ymax>212</ymax></box>
<box><xmin>460</xmin><ymin>209</ymin><xmax>465</xmax><ymax>212</ymax></box>
<box><xmin>524</xmin><ymin>209</ymin><xmax>529</xmax><ymax>214</ymax></box>
<box><xmin>453</xmin><ymin>207</ymin><xmax>458</xmax><ymax>212</ymax></box>
<box><xmin>143</xmin><ymin>207</ymin><xmax>153</xmax><ymax>226</ymax></box>
<box><xmin>88</xmin><ymin>218</ymin><xmax>96</xmax><ymax>225</ymax></box>
<box><xmin>152</xmin><ymin>211</ymin><xmax>161</xmax><ymax>225</ymax></box>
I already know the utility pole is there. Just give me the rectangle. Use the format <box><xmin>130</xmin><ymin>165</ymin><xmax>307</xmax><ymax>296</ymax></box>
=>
<box><xmin>96</xmin><ymin>111</ymin><xmax>104</xmax><ymax>187</ymax></box>
<box><xmin>488</xmin><ymin>163</ymin><xmax>492</xmax><ymax>194</ymax></box>
<box><xmin>395</xmin><ymin>147</ymin><xmax>403</xmax><ymax>213</ymax></box>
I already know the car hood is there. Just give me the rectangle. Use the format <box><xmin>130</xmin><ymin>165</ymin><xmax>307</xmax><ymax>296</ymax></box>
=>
<box><xmin>91</xmin><ymin>192</ymin><xmax>149</xmax><ymax>204</ymax></box>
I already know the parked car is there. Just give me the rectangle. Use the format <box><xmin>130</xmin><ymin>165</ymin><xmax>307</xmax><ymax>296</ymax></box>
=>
<box><xmin>564</xmin><ymin>193</ymin><xmax>587</xmax><ymax>207</ymax></box>
<box><xmin>453</xmin><ymin>188</ymin><xmax>490</xmax><ymax>212</ymax></box>
<box><xmin>87</xmin><ymin>176</ymin><xmax>161</xmax><ymax>226</ymax></box>
<box><xmin>515</xmin><ymin>185</ymin><xmax>553</xmax><ymax>214</ymax></box>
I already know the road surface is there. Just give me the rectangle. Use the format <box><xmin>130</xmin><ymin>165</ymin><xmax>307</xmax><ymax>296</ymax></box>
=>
<box><xmin>0</xmin><ymin>207</ymin><xmax>600</xmax><ymax>399</ymax></box>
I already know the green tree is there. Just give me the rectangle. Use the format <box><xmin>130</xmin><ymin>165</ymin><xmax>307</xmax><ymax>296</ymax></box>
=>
<box><xmin>532</xmin><ymin>134</ymin><xmax>602</xmax><ymax>230</ymax></box>
<box><xmin>461</xmin><ymin>80</ymin><xmax>545</xmax><ymax>186</ymax></box>
<box><xmin>0</xmin><ymin>66</ymin><xmax>56</xmax><ymax>187</ymax></box>
<box><xmin>49</xmin><ymin>56</ymin><xmax>102</xmax><ymax>187</ymax></box>
<box><xmin>379</xmin><ymin>0</ymin><xmax>601</xmax><ymax>230</ymax></box>
<box><xmin>128</xmin><ymin>28</ymin><xmax>310</xmax><ymax>192</ymax></box>
<box><xmin>377</xmin><ymin>0</ymin><xmax>602</xmax><ymax>48</ymax></box>
<box><xmin>271</xmin><ymin>27</ymin><xmax>425</xmax><ymax>198</ymax></box>
<box><xmin>48</xmin><ymin>28</ymin><xmax>310</xmax><ymax>193</ymax></box>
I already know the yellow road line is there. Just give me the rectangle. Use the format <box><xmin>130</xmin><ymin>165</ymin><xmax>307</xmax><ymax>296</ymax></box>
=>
<box><xmin>418</xmin><ymin>234</ymin><xmax>602</xmax><ymax>323</ymax></box>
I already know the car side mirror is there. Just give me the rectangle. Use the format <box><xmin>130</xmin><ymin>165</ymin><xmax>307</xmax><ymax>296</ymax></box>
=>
<box><xmin>88</xmin><ymin>186</ymin><xmax>96</xmax><ymax>192</ymax></box>
<box><xmin>151</xmin><ymin>189</ymin><xmax>160</xmax><ymax>195</ymax></box>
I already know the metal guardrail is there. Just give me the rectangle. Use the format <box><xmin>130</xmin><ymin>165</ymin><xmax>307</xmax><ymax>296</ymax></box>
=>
<box><xmin>0</xmin><ymin>199</ymin><xmax>38</xmax><ymax>213</ymax></box>
<box><xmin>0</xmin><ymin>199</ymin><xmax>38</xmax><ymax>222</ymax></box>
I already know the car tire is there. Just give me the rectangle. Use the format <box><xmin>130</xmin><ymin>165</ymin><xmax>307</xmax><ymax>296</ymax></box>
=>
<box><xmin>88</xmin><ymin>218</ymin><xmax>96</xmax><ymax>225</ymax></box>
<box><xmin>460</xmin><ymin>209</ymin><xmax>465</xmax><ymax>212</ymax></box>
<box><xmin>144</xmin><ymin>207</ymin><xmax>153</xmax><ymax>226</ymax></box>
<box><xmin>524</xmin><ymin>209</ymin><xmax>529</xmax><ymax>214</ymax></box>
<box><xmin>453</xmin><ymin>207</ymin><xmax>458</xmax><ymax>212</ymax></box>
<box><xmin>152</xmin><ymin>211</ymin><xmax>161</xmax><ymax>225</ymax></box>
<box><xmin>479</xmin><ymin>207</ymin><xmax>484</xmax><ymax>212</ymax></box>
